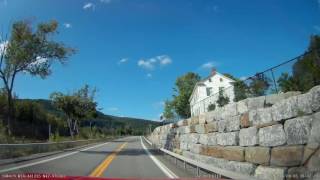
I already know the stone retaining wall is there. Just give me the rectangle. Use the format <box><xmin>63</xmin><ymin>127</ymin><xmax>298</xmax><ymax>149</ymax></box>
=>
<box><xmin>148</xmin><ymin>86</ymin><xmax>320</xmax><ymax>180</ymax></box>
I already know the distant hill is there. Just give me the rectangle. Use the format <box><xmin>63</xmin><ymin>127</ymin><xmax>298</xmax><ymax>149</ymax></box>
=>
<box><xmin>20</xmin><ymin>99</ymin><xmax>161</xmax><ymax>135</ymax></box>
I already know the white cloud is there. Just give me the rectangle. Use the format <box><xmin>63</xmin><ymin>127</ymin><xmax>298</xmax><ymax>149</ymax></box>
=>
<box><xmin>107</xmin><ymin>107</ymin><xmax>119</xmax><ymax>112</ymax></box>
<box><xmin>314</xmin><ymin>25</ymin><xmax>320</xmax><ymax>32</ymax></box>
<box><xmin>83</xmin><ymin>2</ymin><xmax>95</xmax><ymax>10</ymax></box>
<box><xmin>28</xmin><ymin>57</ymin><xmax>48</xmax><ymax>67</ymax></box>
<box><xmin>0</xmin><ymin>41</ymin><xmax>8</xmax><ymax>56</ymax></box>
<box><xmin>138</xmin><ymin>59</ymin><xmax>155</xmax><ymax>70</ymax></box>
<box><xmin>200</xmin><ymin>61</ymin><xmax>219</xmax><ymax>69</ymax></box>
<box><xmin>118</xmin><ymin>58</ymin><xmax>128</xmax><ymax>64</ymax></box>
<box><xmin>64</xmin><ymin>23</ymin><xmax>72</xmax><ymax>29</ymax></box>
<box><xmin>158</xmin><ymin>55</ymin><xmax>172</xmax><ymax>66</ymax></box>
<box><xmin>138</xmin><ymin>55</ymin><xmax>172</xmax><ymax>70</ymax></box>
<box><xmin>100</xmin><ymin>0</ymin><xmax>111</xmax><ymax>3</ymax></box>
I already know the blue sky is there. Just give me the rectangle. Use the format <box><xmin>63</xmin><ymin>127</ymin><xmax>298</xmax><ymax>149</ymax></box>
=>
<box><xmin>0</xmin><ymin>0</ymin><xmax>319</xmax><ymax>120</ymax></box>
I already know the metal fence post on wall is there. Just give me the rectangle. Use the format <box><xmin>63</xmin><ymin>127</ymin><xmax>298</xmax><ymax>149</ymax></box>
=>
<box><xmin>270</xmin><ymin>69</ymin><xmax>278</xmax><ymax>93</ymax></box>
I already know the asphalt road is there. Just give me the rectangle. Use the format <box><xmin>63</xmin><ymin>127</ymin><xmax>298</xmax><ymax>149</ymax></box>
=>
<box><xmin>0</xmin><ymin>136</ymin><xmax>191</xmax><ymax>178</ymax></box>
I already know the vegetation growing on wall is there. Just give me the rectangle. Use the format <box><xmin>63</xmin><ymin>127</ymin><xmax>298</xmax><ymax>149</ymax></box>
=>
<box><xmin>216</xmin><ymin>88</ymin><xmax>230</xmax><ymax>107</ymax></box>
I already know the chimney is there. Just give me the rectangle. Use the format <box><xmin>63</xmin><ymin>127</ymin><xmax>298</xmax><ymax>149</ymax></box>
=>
<box><xmin>211</xmin><ymin>68</ymin><xmax>217</xmax><ymax>76</ymax></box>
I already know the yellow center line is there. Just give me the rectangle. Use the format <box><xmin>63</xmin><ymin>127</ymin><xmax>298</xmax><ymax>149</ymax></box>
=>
<box><xmin>89</xmin><ymin>142</ymin><xmax>127</xmax><ymax>177</ymax></box>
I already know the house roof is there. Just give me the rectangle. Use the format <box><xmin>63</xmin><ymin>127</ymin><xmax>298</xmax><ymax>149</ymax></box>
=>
<box><xmin>189</xmin><ymin>72</ymin><xmax>235</xmax><ymax>102</ymax></box>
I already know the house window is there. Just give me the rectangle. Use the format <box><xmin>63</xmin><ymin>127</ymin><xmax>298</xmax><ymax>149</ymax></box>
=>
<box><xmin>206</xmin><ymin>87</ymin><xmax>212</xmax><ymax>96</ymax></box>
<box><xmin>209</xmin><ymin>78</ymin><xmax>212</xmax><ymax>82</ymax></box>
<box><xmin>220</xmin><ymin>78</ymin><xmax>223</xmax><ymax>82</ymax></box>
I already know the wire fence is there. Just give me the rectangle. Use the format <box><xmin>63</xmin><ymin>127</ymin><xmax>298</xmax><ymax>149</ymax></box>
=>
<box><xmin>191</xmin><ymin>51</ymin><xmax>313</xmax><ymax>117</ymax></box>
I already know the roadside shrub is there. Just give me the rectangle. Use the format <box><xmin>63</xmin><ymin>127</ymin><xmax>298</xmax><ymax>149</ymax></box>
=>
<box><xmin>216</xmin><ymin>88</ymin><xmax>230</xmax><ymax>107</ymax></box>
<box><xmin>207</xmin><ymin>103</ymin><xmax>216</xmax><ymax>111</ymax></box>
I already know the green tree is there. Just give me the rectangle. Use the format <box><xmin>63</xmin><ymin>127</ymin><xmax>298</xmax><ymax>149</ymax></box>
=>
<box><xmin>172</xmin><ymin>72</ymin><xmax>200</xmax><ymax>118</ymax></box>
<box><xmin>216</xmin><ymin>88</ymin><xmax>229</xmax><ymax>107</ymax></box>
<box><xmin>249</xmin><ymin>73</ymin><xmax>270</xmax><ymax>96</ymax></box>
<box><xmin>163</xmin><ymin>100</ymin><xmax>175</xmax><ymax>120</ymax></box>
<box><xmin>0</xmin><ymin>20</ymin><xmax>74</xmax><ymax>135</ymax></box>
<box><xmin>223</xmin><ymin>73</ymin><xmax>249</xmax><ymax>102</ymax></box>
<box><xmin>207</xmin><ymin>103</ymin><xmax>216</xmax><ymax>111</ymax></box>
<box><xmin>50</xmin><ymin>85</ymin><xmax>97</xmax><ymax>139</ymax></box>
<box><xmin>277</xmin><ymin>73</ymin><xmax>299</xmax><ymax>92</ymax></box>
<box><xmin>277</xmin><ymin>35</ymin><xmax>320</xmax><ymax>93</ymax></box>
<box><xmin>233</xmin><ymin>81</ymin><xmax>249</xmax><ymax>102</ymax></box>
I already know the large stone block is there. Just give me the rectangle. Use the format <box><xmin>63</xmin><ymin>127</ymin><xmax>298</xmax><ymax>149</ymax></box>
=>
<box><xmin>284</xmin><ymin>116</ymin><xmax>312</xmax><ymax>145</ymax></box>
<box><xmin>309</xmin><ymin>112</ymin><xmax>320</xmax><ymax>144</ymax></box>
<box><xmin>195</xmin><ymin>123</ymin><xmax>217</xmax><ymax>134</ymax></box>
<box><xmin>180</xmin><ymin>142</ymin><xmax>189</xmax><ymax>150</ymax></box>
<box><xmin>177</xmin><ymin>126</ymin><xmax>191</xmax><ymax>134</ymax></box>
<box><xmin>310</xmin><ymin>85</ymin><xmax>320</xmax><ymax>112</ymax></box>
<box><xmin>222</xmin><ymin>146</ymin><xmax>245</xmax><ymax>162</ymax></box>
<box><xmin>217</xmin><ymin>120</ymin><xmax>227</xmax><ymax>132</ymax></box>
<box><xmin>297</xmin><ymin>93</ymin><xmax>313</xmax><ymax>115</ymax></box>
<box><xmin>270</xmin><ymin>145</ymin><xmax>304</xmax><ymax>166</ymax></box>
<box><xmin>252</xmin><ymin>107</ymin><xmax>273</xmax><ymax>126</ymax></box>
<box><xmin>201</xmin><ymin>145</ymin><xmax>223</xmax><ymax>158</ymax></box>
<box><xmin>222</xmin><ymin>103</ymin><xmax>238</xmax><ymax>117</ymax></box>
<box><xmin>225</xmin><ymin>161</ymin><xmax>256</xmax><ymax>175</ymax></box>
<box><xmin>248</xmin><ymin>96</ymin><xmax>265</xmax><ymax>110</ymax></box>
<box><xmin>198</xmin><ymin>114</ymin><xmax>206</xmax><ymax>124</ymax></box>
<box><xmin>245</xmin><ymin>147</ymin><xmax>270</xmax><ymax>165</ymax></box>
<box><xmin>302</xmin><ymin>143</ymin><xmax>319</xmax><ymax>164</ymax></box>
<box><xmin>190</xmin><ymin>125</ymin><xmax>197</xmax><ymax>133</ymax></box>
<box><xmin>265</xmin><ymin>91</ymin><xmax>300</xmax><ymax>106</ymax></box>
<box><xmin>306</xmin><ymin>148</ymin><xmax>320</xmax><ymax>172</ymax></box>
<box><xmin>200</xmin><ymin>155</ymin><xmax>229</xmax><ymax>169</ymax></box>
<box><xmin>259</xmin><ymin>124</ymin><xmax>286</xmax><ymax>147</ymax></box>
<box><xmin>205</xmin><ymin>122</ymin><xmax>218</xmax><ymax>133</ymax></box>
<box><xmin>240</xmin><ymin>112</ymin><xmax>250</xmax><ymax>128</ymax></box>
<box><xmin>237</xmin><ymin>99</ymin><xmax>248</xmax><ymax>114</ymax></box>
<box><xmin>271</xmin><ymin>96</ymin><xmax>298</xmax><ymax>121</ymax></box>
<box><xmin>188</xmin><ymin>116</ymin><xmax>199</xmax><ymax>126</ymax></box>
<box><xmin>176</xmin><ymin>119</ymin><xmax>188</xmax><ymax>127</ymax></box>
<box><xmin>248</xmin><ymin>110</ymin><xmax>257</xmax><ymax>126</ymax></box>
<box><xmin>199</xmin><ymin>133</ymin><xmax>218</xmax><ymax>146</ymax></box>
<box><xmin>218</xmin><ymin>117</ymin><xmax>240</xmax><ymax>132</ymax></box>
<box><xmin>180</xmin><ymin>134</ymin><xmax>188</xmax><ymax>142</ymax></box>
<box><xmin>214</xmin><ymin>107</ymin><xmax>225</xmax><ymax>121</ymax></box>
<box><xmin>188</xmin><ymin>133</ymin><xmax>200</xmax><ymax>144</ymax></box>
<box><xmin>217</xmin><ymin>132</ymin><xmax>239</xmax><ymax>146</ymax></box>
<box><xmin>239</xmin><ymin>127</ymin><xmax>258</xmax><ymax>146</ymax></box>
<box><xmin>207</xmin><ymin>133</ymin><xmax>218</xmax><ymax>145</ymax></box>
<box><xmin>254</xmin><ymin>166</ymin><xmax>286</xmax><ymax>180</ymax></box>
<box><xmin>195</xmin><ymin>124</ymin><xmax>206</xmax><ymax>134</ymax></box>
<box><xmin>204</xmin><ymin>111</ymin><xmax>215</xmax><ymax>123</ymax></box>
<box><xmin>199</xmin><ymin>134</ymin><xmax>209</xmax><ymax>145</ymax></box>
<box><xmin>286</xmin><ymin>167</ymin><xmax>310</xmax><ymax>180</ymax></box>
<box><xmin>190</xmin><ymin>143</ymin><xmax>203</xmax><ymax>154</ymax></box>
<box><xmin>226</xmin><ymin>115</ymin><xmax>240</xmax><ymax>132</ymax></box>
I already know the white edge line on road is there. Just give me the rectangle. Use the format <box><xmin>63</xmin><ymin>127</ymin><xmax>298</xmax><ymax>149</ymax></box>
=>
<box><xmin>142</xmin><ymin>136</ymin><xmax>152</xmax><ymax>146</ymax></box>
<box><xmin>140</xmin><ymin>136</ymin><xmax>178</xmax><ymax>179</ymax></box>
<box><xmin>0</xmin><ymin>141</ymin><xmax>110</xmax><ymax>173</ymax></box>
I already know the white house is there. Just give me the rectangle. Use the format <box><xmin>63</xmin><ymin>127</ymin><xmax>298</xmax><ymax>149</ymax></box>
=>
<box><xmin>189</xmin><ymin>69</ymin><xmax>235</xmax><ymax>116</ymax></box>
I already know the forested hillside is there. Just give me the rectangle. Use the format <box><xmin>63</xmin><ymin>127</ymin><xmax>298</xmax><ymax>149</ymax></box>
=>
<box><xmin>0</xmin><ymin>98</ymin><xmax>160</xmax><ymax>142</ymax></box>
